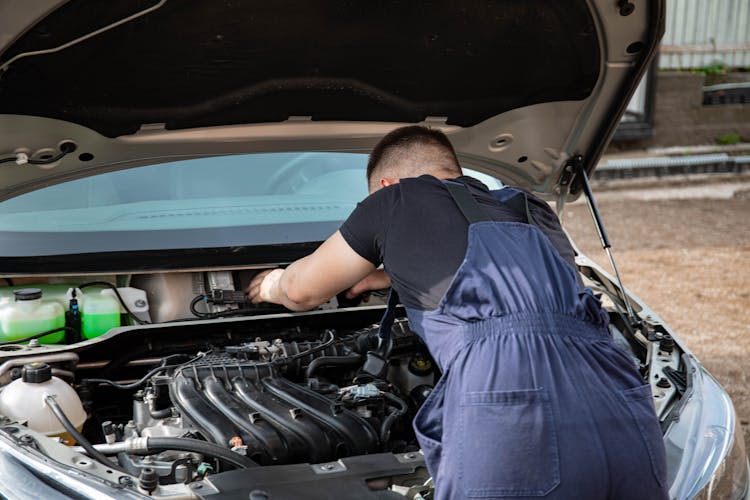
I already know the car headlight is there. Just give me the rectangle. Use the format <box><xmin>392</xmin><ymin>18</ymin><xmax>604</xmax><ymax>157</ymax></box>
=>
<box><xmin>665</xmin><ymin>357</ymin><xmax>749</xmax><ymax>499</ymax></box>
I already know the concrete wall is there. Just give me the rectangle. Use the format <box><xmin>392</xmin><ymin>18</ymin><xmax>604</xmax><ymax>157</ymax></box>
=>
<box><xmin>608</xmin><ymin>72</ymin><xmax>750</xmax><ymax>152</ymax></box>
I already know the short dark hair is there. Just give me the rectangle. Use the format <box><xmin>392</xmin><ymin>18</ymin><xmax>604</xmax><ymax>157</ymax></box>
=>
<box><xmin>366</xmin><ymin>126</ymin><xmax>461</xmax><ymax>190</ymax></box>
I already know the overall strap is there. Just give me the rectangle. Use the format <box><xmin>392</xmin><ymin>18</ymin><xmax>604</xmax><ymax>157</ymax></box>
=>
<box><xmin>366</xmin><ymin>287</ymin><xmax>399</xmax><ymax>377</ymax></box>
<box><xmin>378</xmin><ymin>287</ymin><xmax>400</xmax><ymax>342</ymax></box>
<box><xmin>490</xmin><ymin>187</ymin><xmax>532</xmax><ymax>224</ymax></box>
<box><xmin>376</xmin><ymin>181</ymin><xmax>483</xmax><ymax>346</ymax></box>
<box><xmin>377</xmin><ymin>181</ymin><xmax>531</xmax><ymax>345</ymax></box>
<box><xmin>442</xmin><ymin>180</ymin><xmax>493</xmax><ymax>223</ymax></box>
<box><xmin>502</xmin><ymin>191</ymin><xmax>531</xmax><ymax>224</ymax></box>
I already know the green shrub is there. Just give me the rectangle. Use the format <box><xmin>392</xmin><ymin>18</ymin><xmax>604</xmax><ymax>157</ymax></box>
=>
<box><xmin>716</xmin><ymin>134</ymin><xmax>741</xmax><ymax>145</ymax></box>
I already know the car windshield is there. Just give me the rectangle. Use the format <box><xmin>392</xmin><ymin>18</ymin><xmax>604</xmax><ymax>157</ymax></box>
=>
<box><xmin>0</xmin><ymin>152</ymin><xmax>502</xmax><ymax>257</ymax></box>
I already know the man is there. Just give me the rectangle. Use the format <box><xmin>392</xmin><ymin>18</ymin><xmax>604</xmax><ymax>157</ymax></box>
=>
<box><xmin>247</xmin><ymin>126</ymin><xmax>668</xmax><ymax>499</ymax></box>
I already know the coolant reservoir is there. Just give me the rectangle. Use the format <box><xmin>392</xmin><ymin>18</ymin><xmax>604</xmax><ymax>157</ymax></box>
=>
<box><xmin>0</xmin><ymin>363</ymin><xmax>86</xmax><ymax>442</ymax></box>
<box><xmin>0</xmin><ymin>289</ymin><xmax>65</xmax><ymax>344</ymax></box>
<box><xmin>79</xmin><ymin>289</ymin><xmax>120</xmax><ymax>340</ymax></box>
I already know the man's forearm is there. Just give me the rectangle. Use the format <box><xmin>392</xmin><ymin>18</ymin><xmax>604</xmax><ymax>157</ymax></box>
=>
<box><xmin>248</xmin><ymin>231</ymin><xmax>377</xmax><ymax>309</ymax></box>
<box><xmin>274</xmin><ymin>262</ymin><xmax>327</xmax><ymax>311</ymax></box>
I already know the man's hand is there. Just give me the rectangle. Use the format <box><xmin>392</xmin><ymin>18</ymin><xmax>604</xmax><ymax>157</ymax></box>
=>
<box><xmin>345</xmin><ymin>269</ymin><xmax>391</xmax><ymax>300</ymax></box>
<box><xmin>247</xmin><ymin>268</ymin><xmax>284</xmax><ymax>304</ymax></box>
<box><xmin>243</xmin><ymin>231</ymin><xmax>376</xmax><ymax>311</ymax></box>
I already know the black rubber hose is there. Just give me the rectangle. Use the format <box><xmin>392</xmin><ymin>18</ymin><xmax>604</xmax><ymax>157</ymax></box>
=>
<box><xmin>145</xmin><ymin>437</ymin><xmax>258</xmax><ymax>469</ymax></box>
<box><xmin>44</xmin><ymin>395</ymin><xmax>129</xmax><ymax>474</ymax></box>
<box><xmin>274</xmin><ymin>330</ymin><xmax>336</xmax><ymax>366</ymax></box>
<box><xmin>148</xmin><ymin>407</ymin><xmax>173</xmax><ymax>419</ymax></box>
<box><xmin>383</xmin><ymin>391</ymin><xmax>409</xmax><ymax>413</ymax></box>
<box><xmin>83</xmin><ymin>363</ymin><xmax>181</xmax><ymax>390</ymax></box>
<box><xmin>380</xmin><ymin>392</ymin><xmax>409</xmax><ymax>444</ymax></box>
<box><xmin>83</xmin><ymin>352</ymin><xmax>205</xmax><ymax>390</ymax></box>
<box><xmin>305</xmin><ymin>355</ymin><xmax>363</xmax><ymax>380</ymax></box>
<box><xmin>380</xmin><ymin>408</ymin><xmax>399</xmax><ymax>444</ymax></box>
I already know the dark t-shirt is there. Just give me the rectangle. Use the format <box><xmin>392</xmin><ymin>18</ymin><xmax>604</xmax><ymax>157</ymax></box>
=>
<box><xmin>339</xmin><ymin>175</ymin><xmax>577</xmax><ymax>311</ymax></box>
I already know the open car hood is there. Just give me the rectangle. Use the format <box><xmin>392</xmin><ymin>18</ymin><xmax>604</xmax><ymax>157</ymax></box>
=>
<box><xmin>0</xmin><ymin>0</ymin><xmax>664</xmax><ymax>202</ymax></box>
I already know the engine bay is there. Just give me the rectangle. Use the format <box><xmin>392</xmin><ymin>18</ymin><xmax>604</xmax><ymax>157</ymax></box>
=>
<box><xmin>0</xmin><ymin>267</ymin><xmax>686</xmax><ymax>498</ymax></box>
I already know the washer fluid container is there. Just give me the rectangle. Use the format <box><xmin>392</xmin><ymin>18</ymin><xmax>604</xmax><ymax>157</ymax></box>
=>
<box><xmin>78</xmin><ymin>289</ymin><xmax>120</xmax><ymax>339</ymax></box>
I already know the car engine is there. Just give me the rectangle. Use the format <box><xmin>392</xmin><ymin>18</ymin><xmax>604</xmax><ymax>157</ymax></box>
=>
<box><xmin>44</xmin><ymin>314</ymin><xmax>435</xmax><ymax>493</ymax></box>
<box><xmin>0</xmin><ymin>269</ymin><xmax>672</xmax><ymax>498</ymax></box>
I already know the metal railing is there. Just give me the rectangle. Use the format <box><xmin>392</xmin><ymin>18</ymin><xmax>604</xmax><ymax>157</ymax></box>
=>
<box><xmin>595</xmin><ymin>154</ymin><xmax>750</xmax><ymax>180</ymax></box>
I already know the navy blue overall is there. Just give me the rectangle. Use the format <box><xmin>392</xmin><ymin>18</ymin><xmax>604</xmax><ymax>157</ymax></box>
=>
<box><xmin>380</xmin><ymin>181</ymin><xmax>668</xmax><ymax>499</ymax></box>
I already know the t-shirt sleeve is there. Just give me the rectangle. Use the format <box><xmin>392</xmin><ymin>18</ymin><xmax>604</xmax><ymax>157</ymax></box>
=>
<box><xmin>339</xmin><ymin>185</ymin><xmax>398</xmax><ymax>266</ymax></box>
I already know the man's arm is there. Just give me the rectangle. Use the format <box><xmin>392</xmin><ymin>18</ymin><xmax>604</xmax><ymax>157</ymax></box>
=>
<box><xmin>345</xmin><ymin>269</ymin><xmax>391</xmax><ymax>300</ymax></box>
<box><xmin>246</xmin><ymin>230</ymin><xmax>377</xmax><ymax>311</ymax></box>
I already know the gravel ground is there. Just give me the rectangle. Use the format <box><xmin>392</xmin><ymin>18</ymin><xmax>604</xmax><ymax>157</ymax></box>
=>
<box><xmin>563</xmin><ymin>175</ymin><xmax>750</xmax><ymax>448</ymax></box>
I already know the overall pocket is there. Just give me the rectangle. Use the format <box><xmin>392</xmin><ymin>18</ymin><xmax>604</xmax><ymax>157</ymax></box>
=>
<box><xmin>459</xmin><ymin>388</ymin><xmax>560</xmax><ymax>498</ymax></box>
<box><xmin>619</xmin><ymin>384</ymin><xmax>667</xmax><ymax>488</ymax></box>
<box><xmin>413</xmin><ymin>373</ymin><xmax>448</xmax><ymax>479</ymax></box>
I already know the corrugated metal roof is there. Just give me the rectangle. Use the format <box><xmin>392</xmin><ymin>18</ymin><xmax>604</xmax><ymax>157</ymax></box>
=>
<box><xmin>660</xmin><ymin>0</ymin><xmax>750</xmax><ymax>69</ymax></box>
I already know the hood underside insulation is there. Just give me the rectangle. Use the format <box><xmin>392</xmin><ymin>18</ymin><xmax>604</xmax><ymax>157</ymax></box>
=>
<box><xmin>0</xmin><ymin>0</ymin><xmax>599</xmax><ymax>137</ymax></box>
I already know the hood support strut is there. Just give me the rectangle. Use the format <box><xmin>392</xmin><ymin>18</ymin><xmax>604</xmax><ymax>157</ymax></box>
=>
<box><xmin>571</xmin><ymin>155</ymin><xmax>645</xmax><ymax>336</ymax></box>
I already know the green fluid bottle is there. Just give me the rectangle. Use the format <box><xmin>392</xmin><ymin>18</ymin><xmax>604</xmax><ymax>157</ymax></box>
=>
<box><xmin>80</xmin><ymin>290</ymin><xmax>121</xmax><ymax>339</ymax></box>
<box><xmin>0</xmin><ymin>288</ymin><xmax>65</xmax><ymax>344</ymax></box>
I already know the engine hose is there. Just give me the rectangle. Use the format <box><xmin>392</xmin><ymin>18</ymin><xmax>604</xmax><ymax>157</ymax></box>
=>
<box><xmin>380</xmin><ymin>409</ymin><xmax>399</xmax><ymax>444</ymax></box>
<box><xmin>380</xmin><ymin>392</ymin><xmax>409</xmax><ymax>444</ymax></box>
<box><xmin>274</xmin><ymin>330</ymin><xmax>336</xmax><ymax>366</ymax></box>
<box><xmin>305</xmin><ymin>354</ymin><xmax>363</xmax><ymax>380</ymax></box>
<box><xmin>82</xmin><ymin>352</ymin><xmax>207</xmax><ymax>390</ymax></box>
<box><xmin>148</xmin><ymin>407</ymin><xmax>173</xmax><ymax>419</ymax></box>
<box><xmin>136</xmin><ymin>437</ymin><xmax>258</xmax><ymax>469</ymax></box>
<box><xmin>43</xmin><ymin>395</ymin><xmax>129</xmax><ymax>474</ymax></box>
<box><xmin>74</xmin><ymin>436</ymin><xmax>259</xmax><ymax>469</ymax></box>
<box><xmin>83</xmin><ymin>363</ymin><xmax>182</xmax><ymax>390</ymax></box>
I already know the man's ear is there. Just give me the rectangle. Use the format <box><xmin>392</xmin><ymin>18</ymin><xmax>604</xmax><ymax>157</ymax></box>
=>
<box><xmin>380</xmin><ymin>177</ymin><xmax>399</xmax><ymax>188</ymax></box>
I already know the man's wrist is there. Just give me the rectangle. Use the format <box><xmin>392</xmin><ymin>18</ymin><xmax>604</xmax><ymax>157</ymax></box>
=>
<box><xmin>258</xmin><ymin>269</ymin><xmax>285</xmax><ymax>304</ymax></box>
<box><xmin>270</xmin><ymin>269</ymin><xmax>286</xmax><ymax>304</ymax></box>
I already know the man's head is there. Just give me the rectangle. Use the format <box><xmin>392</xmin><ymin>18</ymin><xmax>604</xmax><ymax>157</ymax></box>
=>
<box><xmin>366</xmin><ymin>126</ymin><xmax>462</xmax><ymax>193</ymax></box>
